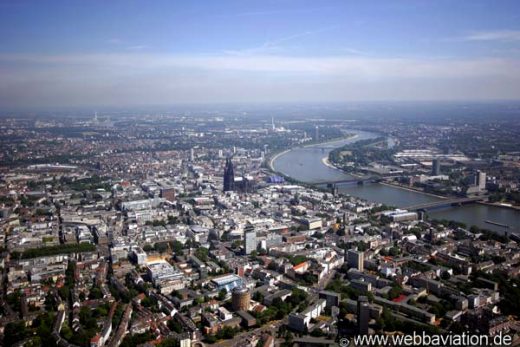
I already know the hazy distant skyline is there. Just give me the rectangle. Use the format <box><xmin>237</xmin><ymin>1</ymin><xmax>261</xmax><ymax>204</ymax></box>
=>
<box><xmin>1</xmin><ymin>0</ymin><xmax>520</xmax><ymax>109</ymax></box>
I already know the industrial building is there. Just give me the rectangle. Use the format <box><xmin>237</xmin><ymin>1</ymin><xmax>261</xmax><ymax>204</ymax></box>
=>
<box><xmin>232</xmin><ymin>287</ymin><xmax>251</xmax><ymax>311</ymax></box>
<box><xmin>210</xmin><ymin>274</ymin><xmax>243</xmax><ymax>292</ymax></box>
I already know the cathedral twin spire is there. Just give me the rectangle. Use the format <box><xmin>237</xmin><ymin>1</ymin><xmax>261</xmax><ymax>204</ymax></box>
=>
<box><xmin>223</xmin><ymin>157</ymin><xmax>235</xmax><ymax>192</ymax></box>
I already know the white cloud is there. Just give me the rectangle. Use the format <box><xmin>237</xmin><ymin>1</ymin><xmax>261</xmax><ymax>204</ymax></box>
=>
<box><xmin>2</xmin><ymin>53</ymin><xmax>518</xmax><ymax>78</ymax></box>
<box><xmin>0</xmin><ymin>53</ymin><xmax>519</xmax><ymax>107</ymax></box>
<box><xmin>460</xmin><ymin>30</ymin><xmax>520</xmax><ymax>42</ymax></box>
<box><xmin>222</xmin><ymin>27</ymin><xmax>337</xmax><ymax>56</ymax></box>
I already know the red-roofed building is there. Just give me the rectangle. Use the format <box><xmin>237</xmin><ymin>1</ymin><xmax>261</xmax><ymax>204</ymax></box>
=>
<box><xmin>392</xmin><ymin>294</ymin><xmax>407</xmax><ymax>303</ymax></box>
<box><xmin>253</xmin><ymin>304</ymin><xmax>266</xmax><ymax>313</ymax></box>
<box><xmin>292</xmin><ymin>261</ymin><xmax>309</xmax><ymax>274</ymax></box>
<box><xmin>90</xmin><ymin>334</ymin><xmax>101</xmax><ymax>347</ymax></box>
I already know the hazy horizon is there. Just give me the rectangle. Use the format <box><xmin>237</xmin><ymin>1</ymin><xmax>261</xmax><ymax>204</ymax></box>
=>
<box><xmin>2</xmin><ymin>0</ymin><xmax>520</xmax><ymax>109</ymax></box>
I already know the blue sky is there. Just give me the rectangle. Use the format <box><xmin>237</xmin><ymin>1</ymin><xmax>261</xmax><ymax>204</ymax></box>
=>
<box><xmin>1</xmin><ymin>0</ymin><xmax>520</xmax><ymax>108</ymax></box>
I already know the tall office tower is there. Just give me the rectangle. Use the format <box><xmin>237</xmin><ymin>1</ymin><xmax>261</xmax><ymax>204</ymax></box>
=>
<box><xmin>477</xmin><ymin>170</ymin><xmax>487</xmax><ymax>191</ymax></box>
<box><xmin>431</xmin><ymin>158</ymin><xmax>441</xmax><ymax>176</ymax></box>
<box><xmin>190</xmin><ymin>148</ymin><xmax>195</xmax><ymax>162</ymax></box>
<box><xmin>469</xmin><ymin>173</ymin><xmax>478</xmax><ymax>186</ymax></box>
<box><xmin>271</xmin><ymin>116</ymin><xmax>276</xmax><ymax>131</ymax></box>
<box><xmin>244</xmin><ymin>225</ymin><xmax>257</xmax><ymax>255</ymax></box>
<box><xmin>347</xmin><ymin>249</ymin><xmax>364</xmax><ymax>272</ymax></box>
<box><xmin>315</xmin><ymin>126</ymin><xmax>319</xmax><ymax>141</ymax></box>
<box><xmin>357</xmin><ymin>296</ymin><xmax>370</xmax><ymax>335</ymax></box>
<box><xmin>223</xmin><ymin>157</ymin><xmax>235</xmax><ymax>192</ymax></box>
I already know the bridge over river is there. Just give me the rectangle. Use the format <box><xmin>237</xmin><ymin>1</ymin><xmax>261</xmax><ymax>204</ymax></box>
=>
<box><xmin>402</xmin><ymin>196</ymin><xmax>485</xmax><ymax>211</ymax></box>
<box><xmin>272</xmin><ymin>129</ymin><xmax>519</xmax><ymax>234</ymax></box>
<box><xmin>311</xmin><ymin>176</ymin><xmax>382</xmax><ymax>186</ymax></box>
<box><xmin>311</xmin><ymin>173</ymin><xmax>406</xmax><ymax>186</ymax></box>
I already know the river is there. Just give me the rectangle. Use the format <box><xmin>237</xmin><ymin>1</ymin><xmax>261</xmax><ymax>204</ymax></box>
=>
<box><xmin>272</xmin><ymin>130</ymin><xmax>520</xmax><ymax>234</ymax></box>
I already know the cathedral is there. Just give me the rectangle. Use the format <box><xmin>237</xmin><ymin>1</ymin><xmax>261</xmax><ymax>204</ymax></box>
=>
<box><xmin>223</xmin><ymin>157</ymin><xmax>235</xmax><ymax>192</ymax></box>
<box><xmin>223</xmin><ymin>157</ymin><xmax>254</xmax><ymax>193</ymax></box>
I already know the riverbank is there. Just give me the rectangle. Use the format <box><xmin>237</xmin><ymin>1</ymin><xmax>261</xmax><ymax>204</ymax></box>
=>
<box><xmin>321</xmin><ymin>156</ymin><xmax>336</xmax><ymax>169</ymax></box>
<box><xmin>267</xmin><ymin>134</ymin><xmax>358</xmax><ymax>172</ymax></box>
<box><xmin>267</xmin><ymin>149</ymin><xmax>291</xmax><ymax>172</ymax></box>
<box><xmin>321</xmin><ymin>163</ymin><xmax>367</xmax><ymax>179</ymax></box>
<box><xmin>302</xmin><ymin>134</ymin><xmax>358</xmax><ymax>149</ymax></box>
<box><xmin>319</xmin><ymin>135</ymin><xmax>360</xmax><ymax>170</ymax></box>
<box><xmin>270</xmin><ymin>129</ymin><xmax>519</xmax><ymax>234</ymax></box>
<box><xmin>379</xmin><ymin>181</ymin><xmax>449</xmax><ymax>200</ymax></box>
<box><xmin>478</xmin><ymin>201</ymin><xmax>520</xmax><ymax>211</ymax></box>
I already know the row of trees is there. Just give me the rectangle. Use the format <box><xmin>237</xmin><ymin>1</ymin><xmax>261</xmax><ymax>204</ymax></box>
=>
<box><xmin>204</xmin><ymin>326</ymin><xmax>240</xmax><ymax>343</ymax></box>
<box><xmin>12</xmin><ymin>243</ymin><xmax>96</xmax><ymax>259</ymax></box>
<box><xmin>253</xmin><ymin>288</ymin><xmax>309</xmax><ymax>325</ymax></box>
<box><xmin>329</xmin><ymin>137</ymin><xmax>396</xmax><ymax>169</ymax></box>
<box><xmin>4</xmin><ymin>311</ymin><xmax>56</xmax><ymax>346</ymax></box>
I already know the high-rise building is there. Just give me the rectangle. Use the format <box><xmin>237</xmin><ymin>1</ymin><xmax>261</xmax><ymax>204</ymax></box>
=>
<box><xmin>347</xmin><ymin>249</ymin><xmax>364</xmax><ymax>272</ymax></box>
<box><xmin>357</xmin><ymin>296</ymin><xmax>370</xmax><ymax>335</ymax></box>
<box><xmin>190</xmin><ymin>148</ymin><xmax>195</xmax><ymax>162</ymax></box>
<box><xmin>244</xmin><ymin>225</ymin><xmax>257</xmax><ymax>255</ymax></box>
<box><xmin>223</xmin><ymin>157</ymin><xmax>235</xmax><ymax>192</ymax></box>
<box><xmin>315</xmin><ymin>126</ymin><xmax>319</xmax><ymax>141</ymax></box>
<box><xmin>477</xmin><ymin>170</ymin><xmax>487</xmax><ymax>191</ymax></box>
<box><xmin>431</xmin><ymin>158</ymin><xmax>441</xmax><ymax>176</ymax></box>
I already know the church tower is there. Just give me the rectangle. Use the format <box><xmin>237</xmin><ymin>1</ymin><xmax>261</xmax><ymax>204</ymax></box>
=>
<box><xmin>223</xmin><ymin>157</ymin><xmax>235</xmax><ymax>192</ymax></box>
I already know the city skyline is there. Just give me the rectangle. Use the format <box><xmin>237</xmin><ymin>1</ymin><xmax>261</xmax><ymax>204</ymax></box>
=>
<box><xmin>2</xmin><ymin>2</ymin><xmax>520</xmax><ymax>346</ymax></box>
